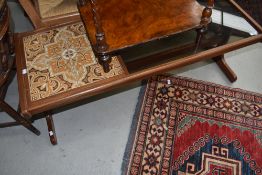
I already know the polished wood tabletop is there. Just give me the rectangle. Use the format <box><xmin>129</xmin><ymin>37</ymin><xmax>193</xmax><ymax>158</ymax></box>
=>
<box><xmin>79</xmin><ymin>0</ymin><xmax>204</xmax><ymax>53</ymax></box>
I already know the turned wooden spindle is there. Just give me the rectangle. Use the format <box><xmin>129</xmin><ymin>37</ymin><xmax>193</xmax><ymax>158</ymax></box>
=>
<box><xmin>89</xmin><ymin>0</ymin><xmax>111</xmax><ymax>72</ymax></box>
<box><xmin>90</xmin><ymin>0</ymin><xmax>107</xmax><ymax>49</ymax></box>
<box><xmin>79</xmin><ymin>0</ymin><xmax>111</xmax><ymax>72</ymax></box>
<box><xmin>200</xmin><ymin>0</ymin><xmax>214</xmax><ymax>27</ymax></box>
<box><xmin>195</xmin><ymin>0</ymin><xmax>214</xmax><ymax>52</ymax></box>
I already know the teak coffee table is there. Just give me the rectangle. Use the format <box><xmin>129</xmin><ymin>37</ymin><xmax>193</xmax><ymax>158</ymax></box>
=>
<box><xmin>16</xmin><ymin>0</ymin><xmax>262</xmax><ymax>145</ymax></box>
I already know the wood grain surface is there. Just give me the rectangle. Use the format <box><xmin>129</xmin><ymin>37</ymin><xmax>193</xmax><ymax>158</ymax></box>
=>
<box><xmin>79</xmin><ymin>0</ymin><xmax>204</xmax><ymax>53</ymax></box>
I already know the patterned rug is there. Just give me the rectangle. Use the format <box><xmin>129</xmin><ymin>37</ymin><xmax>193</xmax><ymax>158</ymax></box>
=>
<box><xmin>123</xmin><ymin>75</ymin><xmax>262</xmax><ymax>175</ymax></box>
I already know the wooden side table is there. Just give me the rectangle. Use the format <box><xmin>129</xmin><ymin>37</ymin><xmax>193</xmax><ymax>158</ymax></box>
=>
<box><xmin>78</xmin><ymin>0</ymin><xmax>262</xmax><ymax>81</ymax></box>
<box><xmin>78</xmin><ymin>0</ymin><xmax>214</xmax><ymax>72</ymax></box>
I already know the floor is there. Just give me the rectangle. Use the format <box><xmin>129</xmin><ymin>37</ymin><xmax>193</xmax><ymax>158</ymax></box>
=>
<box><xmin>0</xmin><ymin>2</ymin><xmax>261</xmax><ymax>175</ymax></box>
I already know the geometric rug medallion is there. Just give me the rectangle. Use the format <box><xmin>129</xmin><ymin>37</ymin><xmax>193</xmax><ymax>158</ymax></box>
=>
<box><xmin>123</xmin><ymin>75</ymin><xmax>262</xmax><ymax>175</ymax></box>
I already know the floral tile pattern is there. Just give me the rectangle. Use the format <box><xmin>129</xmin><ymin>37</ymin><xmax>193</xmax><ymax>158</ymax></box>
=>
<box><xmin>23</xmin><ymin>22</ymin><xmax>126</xmax><ymax>101</ymax></box>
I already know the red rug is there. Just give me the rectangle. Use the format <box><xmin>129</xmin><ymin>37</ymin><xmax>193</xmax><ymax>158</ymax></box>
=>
<box><xmin>123</xmin><ymin>75</ymin><xmax>262</xmax><ymax>175</ymax></box>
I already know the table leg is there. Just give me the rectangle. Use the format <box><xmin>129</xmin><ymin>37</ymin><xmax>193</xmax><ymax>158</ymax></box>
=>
<box><xmin>80</xmin><ymin>0</ymin><xmax>111</xmax><ymax>72</ymax></box>
<box><xmin>195</xmin><ymin>28</ymin><xmax>205</xmax><ymax>53</ymax></box>
<box><xmin>213</xmin><ymin>55</ymin><xmax>237</xmax><ymax>82</ymax></box>
<box><xmin>0</xmin><ymin>101</ymin><xmax>41</xmax><ymax>135</ymax></box>
<box><xmin>195</xmin><ymin>0</ymin><xmax>214</xmax><ymax>53</ymax></box>
<box><xmin>46</xmin><ymin>113</ymin><xmax>58</xmax><ymax>145</ymax></box>
<box><xmin>98</xmin><ymin>54</ymin><xmax>111</xmax><ymax>73</ymax></box>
